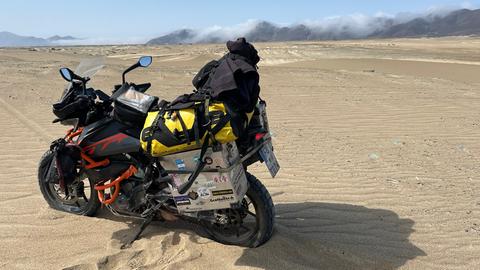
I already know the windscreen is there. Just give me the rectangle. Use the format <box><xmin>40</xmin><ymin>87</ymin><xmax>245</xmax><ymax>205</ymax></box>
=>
<box><xmin>59</xmin><ymin>57</ymin><xmax>105</xmax><ymax>101</ymax></box>
<box><xmin>74</xmin><ymin>57</ymin><xmax>105</xmax><ymax>78</ymax></box>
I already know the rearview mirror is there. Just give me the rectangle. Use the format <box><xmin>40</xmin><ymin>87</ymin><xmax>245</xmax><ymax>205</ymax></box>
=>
<box><xmin>59</xmin><ymin>68</ymin><xmax>73</xmax><ymax>82</ymax></box>
<box><xmin>122</xmin><ymin>56</ymin><xmax>153</xmax><ymax>84</ymax></box>
<box><xmin>138</xmin><ymin>56</ymin><xmax>152</xmax><ymax>67</ymax></box>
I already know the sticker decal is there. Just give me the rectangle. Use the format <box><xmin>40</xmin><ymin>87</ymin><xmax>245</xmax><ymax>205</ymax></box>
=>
<box><xmin>203</xmin><ymin>181</ymin><xmax>216</xmax><ymax>189</ymax></box>
<box><xmin>213</xmin><ymin>175</ymin><xmax>229</xmax><ymax>183</ymax></box>
<box><xmin>175</xmin><ymin>159</ymin><xmax>186</xmax><ymax>170</ymax></box>
<box><xmin>174</xmin><ymin>195</ymin><xmax>191</xmax><ymax>205</ymax></box>
<box><xmin>212</xmin><ymin>189</ymin><xmax>234</xmax><ymax>196</ymax></box>
<box><xmin>209</xmin><ymin>195</ymin><xmax>235</xmax><ymax>203</ymax></box>
<box><xmin>172</xmin><ymin>174</ymin><xmax>183</xmax><ymax>187</ymax></box>
<box><xmin>188</xmin><ymin>191</ymin><xmax>199</xmax><ymax>200</ymax></box>
<box><xmin>192</xmin><ymin>155</ymin><xmax>201</xmax><ymax>164</ymax></box>
<box><xmin>197</xmin><ymin>187</ymin><xmax>212</xmax><ymax>199</ymax></box>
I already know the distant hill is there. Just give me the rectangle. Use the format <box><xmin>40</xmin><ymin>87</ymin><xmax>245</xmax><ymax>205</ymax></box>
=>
<box><xmin>370</xmin><ymin>9</ymin><xmax>480</xmax><ymax>38</ymax></box>
<box><xmin>0</xmin><ymin>31</ymin><xmax>50</xmax><ymax>47</ymax></box>
<box><xmin>147</xmin><ymin>9</ymin><xmax>480</xmax><ymax>44</ymax></box>
<box><xmin>146</xmin><ymin>29</ymin><xmax>196</xmax><ymax>45</ymax></box>
<box><xmin>0</xmin><ymin>32</ymin><xmax>79</xmax><ymax>47</ymax></box>
<box><xmin>47</xmin><ymin>35</ymin><xmax>78</xmax><ymax>41</ymax></box>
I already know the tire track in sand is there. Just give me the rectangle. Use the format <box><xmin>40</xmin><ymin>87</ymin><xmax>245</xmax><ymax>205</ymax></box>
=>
<box><xmin>0</xmin><ymin>97</ymin><xmax>53</xmax><ymax>143</ymax></box>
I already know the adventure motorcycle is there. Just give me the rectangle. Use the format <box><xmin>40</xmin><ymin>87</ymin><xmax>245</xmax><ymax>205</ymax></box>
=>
<box><xmin>37</xmin><ymin>56</ymin><xmax>280</xmax><ymax>247</ymax></box>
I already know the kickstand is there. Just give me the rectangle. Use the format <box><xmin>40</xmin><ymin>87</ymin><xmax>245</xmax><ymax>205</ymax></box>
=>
<box><xmin>121</xmin><ymin>215</ymin><xmax>154</xmax><ymax>249</ymax></box>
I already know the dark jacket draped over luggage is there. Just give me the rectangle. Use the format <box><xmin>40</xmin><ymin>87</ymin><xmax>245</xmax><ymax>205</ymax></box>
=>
<box><xmin>191</xmin><ymin>37</ymin><xmax>261</xmax><ymax>136</ymax></box>
<box><xmin>141</xmin><ymin>38</ymin><xmax>261</xmax><ymax>157</ymax></box>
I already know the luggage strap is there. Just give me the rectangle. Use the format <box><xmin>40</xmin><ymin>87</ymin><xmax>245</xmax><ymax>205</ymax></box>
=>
<box><xmin>146</xmin><ymin>100</ymin><xmax>168</xmax><ymax>154</ymax></box>
<box><xmin>177</xmin><ymin>99</ymin><xmax>232</xmax><ymax>194</ymax></box>
<box><xmin>175</xmin><ymin>110</ymin><xmax>191</xmax><ymax>145</ymax></box>
<box><xmin>210</xmin><ymin>113</ymin><xmax>231</xmax><ymax>135</ymax></box>
<box><xmin>177</xmin><ymin>132</ymin><xmax>210</xmax><ymax>194</ymax></box>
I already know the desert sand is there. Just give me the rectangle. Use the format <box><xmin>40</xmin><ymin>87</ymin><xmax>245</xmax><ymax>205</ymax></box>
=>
<box><xmin>0</xmin><ymin>37</ymin><xmax>480</xmax><ymax>269</ymax></box>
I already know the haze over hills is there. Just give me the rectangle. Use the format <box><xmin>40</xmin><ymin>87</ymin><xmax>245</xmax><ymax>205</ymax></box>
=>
<box><xmin>147</xmin><ymin>9</ymin><xmax>480</xmax><ymax>44</ymax></box>
<box><xmin>0</xmin><ymin>31</ymin><xmax>51</xmax><ymax>47</ymax></box>
<box><xmin>1</xmin><ymin>9</ymin><xmax>479</xmax><ymax>47</ymax></box>
<box><xmin>370</xmin><ymin>9</ymin><xmax>480</xmax><ymax>38</ymax></box>
<box><xmin>47</xmin><ymin>35</ymin><xmax>78</xmax><ymax>42</ymax></box>
<box><xmin>0</xmin><ymin>31</ymin><xmax>80</xmax><ymax>47</ymax></box>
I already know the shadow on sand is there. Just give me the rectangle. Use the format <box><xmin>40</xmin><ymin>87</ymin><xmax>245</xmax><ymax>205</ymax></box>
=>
<box><xmin>102</xmin><ymin>202</ymin><xmax>425</xmax><ymax>270</ymax></box>
<box><xmin>236</xmin><ymin>202</ymin><xmax>426</xmax><ymax>269</ymax></box>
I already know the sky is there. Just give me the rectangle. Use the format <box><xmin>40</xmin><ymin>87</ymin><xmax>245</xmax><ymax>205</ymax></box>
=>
<box><xmin>0</xmin><ymin>0</ymin><xmax>478</xmax><ymax>42</ymax></box>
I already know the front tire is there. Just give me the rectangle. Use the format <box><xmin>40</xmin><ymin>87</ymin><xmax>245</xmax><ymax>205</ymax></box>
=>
<box><xmin>38</xmin><ymin>150</ymin><xmax>100</xmax><ymax>216</ymax></box>
<box><xmin>203</xmin><ymin>172</ymin><xmax>275</xmax><ymax>247</ymax></box>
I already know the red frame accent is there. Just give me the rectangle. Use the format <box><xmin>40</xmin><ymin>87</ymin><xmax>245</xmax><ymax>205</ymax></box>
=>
<box><xmin>65</xmin><ymin>128</ymin><xmax>110</xmax><ymax>170</ymax></box>
<box><xmin>65</xmin><ymin>128</ymin><xmax>135</xmax><ymax>205</ymax></box>
<box><xmin>82</xmin><ymin>133</ymin><xmax>129</xmax><ymax>155</ymax></box>
<box><xmin>94</xmin><ymin>165</ymin><xmax>138</xmax><ymax>205</ymax></box>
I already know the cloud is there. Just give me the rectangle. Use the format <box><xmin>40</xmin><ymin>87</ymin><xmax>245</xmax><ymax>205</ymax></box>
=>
<box><xmin>186</xmin><ymin>20</ymin><xmax>260</xmax><ymax>43</ymax></box>
<box><xmin>52</xmin><ymin>36</ymin><xmax>150</xmax><ymax>46</ymax></box>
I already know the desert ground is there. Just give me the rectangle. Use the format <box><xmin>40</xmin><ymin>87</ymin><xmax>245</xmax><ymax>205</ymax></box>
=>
<box><xmin>1</xmin><ymin>37</ymin><xmax>480</xmax><ymax>269</ymax></box>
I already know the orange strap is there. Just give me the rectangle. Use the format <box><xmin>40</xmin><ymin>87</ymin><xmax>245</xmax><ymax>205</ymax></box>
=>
<box><xmin>81</xmin><ymin>153</ymin><xmax>110</xmax><ymax>169</ymax></box>
<box><xmin>66</xmin><ymin>128</ymin><xmax>110</xmax><ymax>169</ymax></box>
<box><xmin>94</xmin><ymin>165</ymin><xmax>137</xmax><ymax>205</ymax></box>
<box><xmin>66</xmin><ymin>128</ymin><xmax>84</xmax><ymax>142</ymax></box>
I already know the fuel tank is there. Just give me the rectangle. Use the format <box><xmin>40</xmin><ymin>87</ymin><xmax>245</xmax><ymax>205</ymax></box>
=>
<box><xmin>78</xmin><ymin>118</ymin><xmax>141</xmax><ymax>157</ymax></box>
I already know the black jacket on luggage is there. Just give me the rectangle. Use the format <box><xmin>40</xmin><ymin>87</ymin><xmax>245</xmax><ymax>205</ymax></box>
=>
<box><xmin>191</xmin><ymin>38</ymin><xmax>261</xmax><ymax>137</ymax></box>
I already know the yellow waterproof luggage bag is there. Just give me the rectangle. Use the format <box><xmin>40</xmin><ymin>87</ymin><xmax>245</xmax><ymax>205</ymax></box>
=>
<box><xmin>140</xmin><ymin>102</ymin><xmax>247</xmax><ymax>157</ymax></box>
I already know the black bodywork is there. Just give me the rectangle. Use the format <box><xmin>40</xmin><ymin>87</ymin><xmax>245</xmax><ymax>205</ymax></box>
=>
<box><xmin>78</xmin><ymin>118</ymin><xmax>141</xmax><ymax>157</ymax></box>
<box><xmin>77</xmin><ymin>117</ymin><xmax>143</xmax><ymax>184</ymax></box>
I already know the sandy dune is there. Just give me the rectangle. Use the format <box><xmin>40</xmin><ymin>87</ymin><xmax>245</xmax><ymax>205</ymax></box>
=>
<box><xmin>0</xmin><ymin>37</ymin><xmax>479</xmax><ymax>269</ymax></box>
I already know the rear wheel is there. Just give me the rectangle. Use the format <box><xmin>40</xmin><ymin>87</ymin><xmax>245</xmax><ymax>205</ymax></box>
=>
<box><xmin>202</xmin><ymin>172</ymin><xmax>275</xmax><ymax>247</ymax></box>
<box><xmin>38</xmin><ymin>150</ymin><xmax>100</xmax><ymax>216</ymax></box>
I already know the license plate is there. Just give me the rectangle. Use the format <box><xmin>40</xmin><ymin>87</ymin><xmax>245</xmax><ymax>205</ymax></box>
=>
<box><xmin>259</xmin><ymin>140</ymin><xmax>280</xmax><ymax>178</ymax></box>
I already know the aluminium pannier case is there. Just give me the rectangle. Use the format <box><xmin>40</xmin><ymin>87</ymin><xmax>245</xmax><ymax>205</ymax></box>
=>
<box><xmin>160</xmin><ymin>141</ymin><xmax>249</xmax><ymax>213</ymax></box>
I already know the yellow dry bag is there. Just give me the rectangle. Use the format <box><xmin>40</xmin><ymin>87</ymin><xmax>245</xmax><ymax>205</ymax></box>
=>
<box><xmin>140</xmin><ymin>102</ymin><xmax>245</xmax><ymax>157</ymax></box>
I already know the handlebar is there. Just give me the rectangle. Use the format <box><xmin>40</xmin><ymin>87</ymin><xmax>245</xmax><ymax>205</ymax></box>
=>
<box><xmin>133</xmin><ymin>83</ymin><xmax>151</xmax><ymax>93</ymax></box>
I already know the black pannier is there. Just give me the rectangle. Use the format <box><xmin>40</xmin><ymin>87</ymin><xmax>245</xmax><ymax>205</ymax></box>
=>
<box><xmin>112</xmin><ymin>85</ymin><xmax>158</xmax><ymax>128</ymax></box>
<box><xmin>52</xmin><ymin>86</ymin><xmax>91</xmax><ymax>120</ymax></box>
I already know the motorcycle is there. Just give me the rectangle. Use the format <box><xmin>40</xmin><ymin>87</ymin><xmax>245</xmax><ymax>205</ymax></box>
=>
<box><xmin>37</xmin><ymin>56</ymin><xmax>280</xmax><ymax>247</ymax></box>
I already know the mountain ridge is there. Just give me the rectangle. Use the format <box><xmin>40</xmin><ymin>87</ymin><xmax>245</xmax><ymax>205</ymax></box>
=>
<box><xmin>147</xmin><ymin>9</ymin><xmax>480</xmax><ymax>44</ymax></box>
<box><xmin>2</xmin><ymin>9</ymin><xmax>479</xmax><ymax>47</ymax></box>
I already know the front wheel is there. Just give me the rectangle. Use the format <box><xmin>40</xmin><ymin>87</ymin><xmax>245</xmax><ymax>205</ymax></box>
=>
<box><xmin>202</xmin><ymin>172</ymin><xmax>275</xmax><ymax>247</ymax></box>
<box><xmin>38</xmin><ymin>150</ymin><xmax>100</xmax><ymax>216</ymax></box>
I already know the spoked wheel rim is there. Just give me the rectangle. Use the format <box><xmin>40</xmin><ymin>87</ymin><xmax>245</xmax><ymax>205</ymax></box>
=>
<box><xmin>48</xmin><ymin>177</ymin><xmax>93</xmax><ymax>211</ymax></box>
<box><xmin>205</xmin><ymin>193</ymin><xmax>260</xmax><ymax>244</ymax></box>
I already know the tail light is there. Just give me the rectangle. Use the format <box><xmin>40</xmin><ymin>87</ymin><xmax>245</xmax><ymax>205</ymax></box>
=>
<box><xmin>255</xmin><ymin>132</ymin><xmax>267</xmax><ymax>141</ymax></box>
